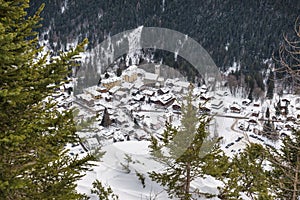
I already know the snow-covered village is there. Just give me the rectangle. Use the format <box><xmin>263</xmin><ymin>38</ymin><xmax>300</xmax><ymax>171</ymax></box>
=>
<box><xmin>3</xmin><ymin>2</ymin><xmax>300</xmax><ymax>200</ymax></box>
<box><xmin>49</xmin><ymin>60</ymin><xmax>300</xmax><ymax>199</ymax></box>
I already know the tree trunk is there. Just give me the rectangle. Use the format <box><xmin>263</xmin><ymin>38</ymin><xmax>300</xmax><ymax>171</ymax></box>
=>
<box><xmin>292</xmin><ymin>154</ymin><xmax>299</xmax><ymax>200</ymax></box>
<box><xmin>185</xmin><ymin>162</ymin><xmax>191</xmax><ymax>199</ymax></box>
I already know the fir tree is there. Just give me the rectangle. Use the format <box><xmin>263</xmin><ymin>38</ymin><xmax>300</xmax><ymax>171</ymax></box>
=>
<box><xmin>100</xmin><ymin>107</ymin><xmax>112</xmax><ymax>127</ymax></box>
<box><xmin>267</xmin><ymin>129</ymin><xmax>300</xmax><ymax>200</ymax></box>
<box><xmin>148</xmin><ymin>90</ymin><xmax>228</xmax><ymax>199</ymax></box>
<box><xmin>219</xmin><ymin>143</ymin><xmax>273</xmax><ymax>199</ymax></box>
<box><xmin>0</xmin><ymin>1</ymin><xmax>94</xmax><ymax>199</ymax></box>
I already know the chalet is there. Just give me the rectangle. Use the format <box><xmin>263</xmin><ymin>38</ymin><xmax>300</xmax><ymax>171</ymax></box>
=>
<box><xmin>282</xmin><ymin>98</ymin><xmax>291</xmax><ymax>105</ymax></box>
<box><xmin>174</xmin><ymin>81</ymin><xmax>190</xmax><ymax>91</ymax></box>
<box><xmin>172</xmin><ymin>86</ymin><xmax>183</xmax><ymax>94</ymax></box>
<box><xmin>157</xmin><ymin>88</ymin><xmax>169</xmax><ymax>95</ymax></box>
<box><xmin>242</xmin><ymin>99</ymin><xmax>251</xmax><ymax>106</ymax></box>
<box><xmin>122</xmin><ymin>65</ymin><xmax>138</xmax><ymax>83</ymax></box>
<box><xmin>133</xmin><ymin>94</ymin><xmax>145</xmax><ymax>102</ymax></box>
<box><xmin>286</xmin><ymin>115</ymin><xmax>296</xmax><ymax>122</ymax></box>
<box><xmin>120</xmin><ymin>82</ymin><xmax>134</xmax><ymax>92</ymax></box>
<box><xmin>115</xmin><ymin>91</ymin><xmax>127</xmax><ymax>100</ymax></box>
<box><xmin>200</xmin><ymin>94</ymin><xmax>212</xmax><ymax>101</ymax></box>
<box><xmin>109</xmin><ymin>86</ymin><xmax>121</xmax><ymax>95</ymax></box>
<box><xmin>102</xmin><ymin>77</ymin><xmax>122</xmax><ymax>90</ymax></box>
<box><xmin>171</xmin><ymin>100</ymin><xmax>181</xmax><ymax>111</ymax></box>
<box><xmin>76</xmin><ymin>93</ymin><xmax>94</xmax><ymax>107</ymax></box>
<box><xmin>143</xmin><ymin>72</ymin><xmax>158</xmax><ymax>86</ymax></box>
<box><xmin>84</xmin><ymin>86</ymin><xmax>102</xmax><ymax>99</ymax></box>
<box><xmin>150</xmin><ymin>94</ymin><xmax>175</xmax><ymax>107</ymax></box>
<box><xmin>253</xmin><ymin>102</ymin><xmax>260</xmax><ymax>107</ymax></box>
<box><xmin>229</xmin><ymin>104</ymin><xmax>241</xmax><ymax>113</ymax></box>
<box><xmin>142</xmin><ymin>89</ymin><xmax>155</xmax><ymax>96</ymax></box>
<box><xmin>248</xmin><ymin>118</ymin><xmax>258</xmax><ymax>125</ymax></box>
<box><xmin>96</xmin><ymin>87</ymin><xmax>108</xmax><ymax>93</ymax></box>
<box><xmin>251</xmin><ymin>111</ymin><xmax>260</xmax><ymax>117</ymax></box>
<box><xmin>133</xmin><ymin>81</ymin><xmax>144</xmax><ymax>90</ymax></box>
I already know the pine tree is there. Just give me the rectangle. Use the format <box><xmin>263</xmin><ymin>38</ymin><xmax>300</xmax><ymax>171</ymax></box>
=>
<box><xmin>148</xmin><ymin>90</ymin><xmax>228</xmax><ymax>199</ymax></box>
<box><xmin>100</xmin><ymin>107</ymin><xmax>112</xmax><ymax>127</ymax></box>
<box><xmin>0</xmin><ymin>1</ymin><xmax>94</xmax><ymax>199</ymax></box>
<box><xmin>265</xmin><ymin>107</ymin><xmax>270</xmax><ymax>119</ymax></box>
<box><xmin>267</xmin><ymin>129</ymin><xmax>300</xmax><ymax>200</ymax></box>
<box><xmin>219</xmin><ymin>143</ymin><xmax>273</xmax><ymax>199</ymax></box>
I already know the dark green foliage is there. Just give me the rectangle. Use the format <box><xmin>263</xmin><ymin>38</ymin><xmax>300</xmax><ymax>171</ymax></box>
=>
<box><xmin>220</xmin><ymin>143</ymin><xmax>273</xmax><ymax>200</ymax></box>
<box><xmin>149</xmin><ymin>90</ymin><xmax>229</xmax><ymax>199</ymax></box>
<box><xmin>266</xmin><ymin>70</ymin><xmax>275</xmax><ymax>99</ymax></box>
<box><xmin>265</xmin><ymin>107</ymin><xmax>270</xmax><ymax>119</ymax></box>
<box><xmin>266</xmin><ymin>129</ymin><xmax>300</xmax><ymax>200</ymax></box>
<box><xmin>0</xmin><ymin>1</ymin><xmax>94</xmax><ymax>199</ymax></box>
<box><xmin>100</xmin><ymin>108</ymin><xmax>112</xmax><ymax>127</ymax></box>
<box><xmin>28</xmin><ymin>1</ymin><xmax>299</xmax><ymax>89</ymax></box>
<box><xmin>91</xmin><ymin>180</ymin><xmax>119</xmax><ymax>200</ymax></box>
<box><xmin>135</xmin><ymin>170</ymin><xmax>146</xmax><ymax>188</ymax></box>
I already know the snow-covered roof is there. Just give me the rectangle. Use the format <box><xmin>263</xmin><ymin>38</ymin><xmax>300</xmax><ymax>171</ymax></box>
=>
<box><xmin>121</xmin><ymin>82</ymin><xmax>134</xmax><ymax>90</ymax></box>
<box><xmin>174</xmin><ymin>81</ymin><xmax>190</xmax><ymax>88</ymax></box>
<box><xmin>109</xmin><ymin>86</ymin><xmax>121</xmax><ymax>94</ymax></box>
<box><xmin>142</xmin><ymin>89</ymin><xmax>155</xmax><ymax>96</ymax></box>
<box><xmin>102</xmin><ymin>77</ymin><xmax>122</xmax><ymax>84</ymax></box>
<box><xmin>144</xmin><ymin>72</ymin><xmax>158</xmax><ymax>81</ymax></box>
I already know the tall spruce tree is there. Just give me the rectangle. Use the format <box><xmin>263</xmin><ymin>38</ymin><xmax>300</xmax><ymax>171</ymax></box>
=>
<box><xmin>0</xmin><ymin>1</ymin><xmax>94</xmax><ymax>199</ymax></box>
<box><xmin>148</xmin><ymin>90</ymin><xmax>228</xmax><ymax>199</ymax></box>
<box><xmin>267</xmin><ymin>129</ymin><xmax>300</xmax><ymax>200</ymax></box>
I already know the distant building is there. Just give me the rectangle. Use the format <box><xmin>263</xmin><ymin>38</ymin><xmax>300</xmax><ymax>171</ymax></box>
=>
<box><xmin>102</xmin><ymin>77</ymin><xmax>122</xmax><ymax>90</ymax></box>
<box><xmin>122</xmin><ymin>65</ymin><xmax>138</xmax><ymax>83</ymax></box>
<box><xmin>230</xmin><ymin>104</ymin><xmax>241</xmax><ymax>113</ymax></box>
<box><xmin>143</xmin><ymin>72</ymin><xmax>158</xmax><ymax>86</ymax></box>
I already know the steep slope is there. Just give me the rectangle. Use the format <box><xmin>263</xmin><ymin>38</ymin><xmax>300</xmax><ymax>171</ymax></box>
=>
<box><xmin>29</xmin><ymin>0</ymin><xmax>299</xmax><ymax>72</ymax></box>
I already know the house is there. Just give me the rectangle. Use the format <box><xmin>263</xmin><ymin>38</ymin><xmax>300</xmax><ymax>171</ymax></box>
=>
<box><xmin>96</xmin><ymin>87</ymin><xmax>108</xmax><ymax>93</ymax></box>
<box><xmin>251</xmin><ymin>111</ymin><xmax>260</xmax><ymax>117</ymax></box>
<box><xmin>286</xmin><ymin>115</ymin><xmax>296</xmax><ymax>122</ymax></box>
<box><xmin>150</xmin><ymin>94</ymin><xmax>175</xmax><ymax>107</ymax></box>
<box><xmin>230</xmin><ymin>104</ymin><xmax>241</xmax><ymax>113</ymax></box>
<box><xmin>143</xmin><ymin>72</ymin><xmax>158</xmax><ymax>86</ymax></box>
<box><xmin>172</xmin><ymin>86</ymin><xmax>183</xmax><ymax>94</ymax></box>
<box><xmin>157</xmin><ymin>88</ymin><xmax>169</xmax><ymax>95</ymax></box>
<box><xmin>253</xmin><ymin>102</ymin><xmax>260</xmax><ymax>107</ymax></box>
<box><xmin>248</xmin><ymin>118</ymin><xmax>258</xmax><ymax>125</ymax></box>
<box><xmin>109</xmin><ymin>86</ymin><xmax>121</xmax><ymax>95</ymax></box>
<box><xmin>114</xmin><ymin>90</ymin><xmax>127</xmax><ymax>101</ymax></box>
<box><xmin>242</xmin><ymin>99</ymin><xmax>251</xmax><ymax>106</ymax></box>
<box><xmin>120</xmin><ymin>82</ymin><xmax>134</xmax><ymax>92</ymax></box>
<box><xmin>76</xmin><ymin>93</ymin><xmax>94</xmax><ymax>107</ymax></box>
<box><xmin>102</xmin><ymin>77</ymin><xmax>122</xmax><ymax>90</ymax></box>
<box><xmin>174</xmin><ymin>81</ymin><xmax>191</xmax><ymax>92</ymax></box>
<box><xmin>171</xmin><ymin>100</ymin><xmax>181</xmax><ymax>111</ymax></box>
<box><xmin>84</xmin><ymin>86</ymin><xmax>102</xmax><ymax>99</ymax></box>
<box><xmin>122</xmin><ymin>65</ymin><xmax>138</xmax><ymax>83</ymax></box>
<box><xmin>200</xmin><ymin>94</ymin><xmax>212</xmax><ymax>101</ymax></box>
<box><xmin>133</xmin><ymin>94</ymin><xmax>145</xmax><ymax>102</ymax></box>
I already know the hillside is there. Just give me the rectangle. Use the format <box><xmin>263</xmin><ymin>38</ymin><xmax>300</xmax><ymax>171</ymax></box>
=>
<box><xmin>29</xmin><ymin>0</ymin><xmax>299</xmax><ymax>72</ymax></box>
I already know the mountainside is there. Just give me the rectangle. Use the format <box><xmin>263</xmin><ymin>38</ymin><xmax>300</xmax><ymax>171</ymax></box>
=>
<box><xmin>29</xmin><ymin>0</ymin><xmax>299</xmax><ymax>72</ymax></box>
